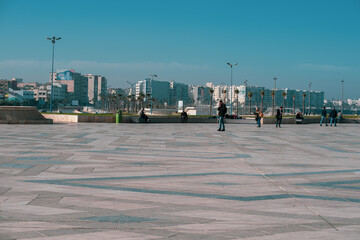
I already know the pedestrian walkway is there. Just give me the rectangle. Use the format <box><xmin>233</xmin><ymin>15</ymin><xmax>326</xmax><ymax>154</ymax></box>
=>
<box><xmin>0</xmin><ymin>123</ymin><xmax>359</xmax><ymax>239</ymax></box>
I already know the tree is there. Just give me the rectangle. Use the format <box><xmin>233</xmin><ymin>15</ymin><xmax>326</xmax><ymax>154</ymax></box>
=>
<box><xmin>271</xmin><ymin>90</ymin><xmax>275</xmax><ymax>115</ymax></box>
<box><xmin>247</xmin><ymin>91</ymin><xmax>253</xmax><ymax>115</ymax></box>
<box><xmin>131</xmin><ymin>94</ymin><xmax>136</xmax><ymax>112</ymax></box>
<box><xmin>222</xmin><ymin>89</ymin><xmax>227</xmax><ymax>103</ymax></box>
<box><xmin>302</xmin><ymin>93</ymin><xmax>306</xmax><ymax>114</ymax></box>
<box><xmin>117</xmin><ymin>93</ymin><xmax>122</xmax><ymax>111</ymax></box>
<box><xmin>260</xmin><ymin>90</ymin><xmax>265</xmax><ymax>112</ymax></box>
<box><xmin>282</xmin><ymin>92</ymin><xmax>287</xmax><ymax>113</ymax></box>
<box><xmin>152</xmin><ymin>97</ymin><xmax>157</xmax><ymax>109</ymax></box>
<box><xmin>209</xmin><ymin>89</ymin><xmax>214</xmax><ymax>116</ymax></box>
<box><xmin>146</xmin><ymin>93</ymin><xmax>151</xmax><ymax>107</ymax></box>
<box><xmin>100</xmin><ymin>94</ymin><xmax>106</xmax><ymax>111</ymax></box>
<box><xmin>234</xmin><ymin>88</ymin><xmax>240</xmax><ymax>116</ymax></box>
<box><xmin>138</xmin><ymin>92</ymin><xmax>145</xmax><ymax>110</ymax></box>
<box><xmin>292</xmin><ymin>95</ymin><xmax>296</xmax><ymax>114</ymax></box>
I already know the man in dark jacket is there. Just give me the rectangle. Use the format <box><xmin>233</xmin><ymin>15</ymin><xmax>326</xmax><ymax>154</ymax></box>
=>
<box><xmin>217</xmin><ymin>100</ymin><xmax>227</xmax><ymax>131</ymax></box>
<box><xmin>329</xmin><ymin>108</ymin><xmax>337</xmax><ymax>127</ymax></box>
<box><xmin>276</xmin><ymin>107</ymin><xmax>283</xmax><ymax>128</ymax></box>
<box><xmin>320</xmin><ymin>106</ymin><xmax>328</xmax><ymax>126</ymax></box>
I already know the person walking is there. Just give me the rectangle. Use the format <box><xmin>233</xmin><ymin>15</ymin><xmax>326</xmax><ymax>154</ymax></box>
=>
<box><xmin>329</xmin><ymin>107</ymin><xmax>337</xmax><ymax>127</ymax></box>
<box><xmin>320</xmin><ymin>106</ymin><xmax>328</xmax><ymax>126</ymax></box>
<box><xmin>276</xmin><ymin>107</ymin><xmax>283</xmax><ymax>128</ymax></box>
<box><xmin>217</xmin><ymin>100</ymin><xmax>227</xmax><ymax>131</ymax></box>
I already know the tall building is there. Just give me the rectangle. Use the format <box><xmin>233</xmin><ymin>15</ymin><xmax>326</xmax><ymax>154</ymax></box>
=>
<box><xmin>136</xmin><ymin>78</ymin><xmax>170</xmax><ymax>104</ymax></box>
<box><xmin>210</xmin><ymin>83</ymin><xmax>324</xmax><ymax>114</ymax></box>
<box><xmin>97</xmin><ymin>76</ymin><xmax>107</xmax><ymax>106</ymax></box>
<box><xmin>169</xmin><ymin>81</ymin><xmax>190</xmax><ymax>106</ymax></box>
<box><xmin>192</xmin><ymin>85</ymin><xmax>211</xmax><ymax>105</ymax></box>
<box><xmin>54</xmin><ymin>69</ymin><xmax>88</xmax><ymax>105</ymax></box>
<box><xmin>0</xmin><ymin>79</ymin><xmax>18</xmax><ymax>100</ymax></box>
<box><xmin>85</xmin><ymin>74</ymin><xmax>98</xmax><ymax>105</ymax></box>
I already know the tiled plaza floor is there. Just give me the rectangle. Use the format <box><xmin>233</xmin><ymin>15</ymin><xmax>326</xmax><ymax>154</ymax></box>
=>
<box><xmin>0</xmin><ymin>123</ymin><xmax>359</xmax><ymax>240</ymax></box>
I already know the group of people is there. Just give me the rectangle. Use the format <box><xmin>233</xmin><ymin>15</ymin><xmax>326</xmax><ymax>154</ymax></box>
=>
<box><xmin>255</xmin><ymin>106</ymin><xmax>283</xmax><ymax>128</ymax></box>
<box><xmin>217</xmin><ymin>101</ymin><xmax>345</xmax><ymax>131</ymax></box>
<box><xmin>320</xmin><ymin>106</ymin><xmax>342</xmax><ymax>127</ymax></box>
<box><xmin>140</xmin><ymin>101</ymin><xmax>344</xmax><ymax>129</ymax></box>
<box><xmin>217</xmin><ymin>100</ymin><xmax>283</xmax><ymax>130</ymax></box>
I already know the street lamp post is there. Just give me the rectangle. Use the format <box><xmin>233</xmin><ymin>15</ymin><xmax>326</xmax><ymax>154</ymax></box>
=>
<box><xmin>149</xmin><ymin>74</ymin><xmax>157</xmax><ymax>115</ymax></box>
<box><xmin>227</xmin><ymin>62</ymin><xmax>238</xmax><ymax>116</ymax></box>
<box><xmin>308</xmin><ymin>82</ymin><xmax>312</xmax><ymax>115</ymax></box>
<box><xmin>127</xmin><ymin>81</ymin><xmax>135</xmax><ymax>114</ymax></box>
<box><xmin>243</xmin><ymin>79</ymin><xmax>247</xmax><ymax>115</ymax></box>
<box><xmin>273</xmin><ymin>77</ymin><xmax>277</xmax><ymax>111</ymax></box>
<box><xmin>46</xmin><ymin>36</ymin><xmax>61</xmax><ymax>113</ymax></box>
<box><xmin>341</xmin><ymin>80</ymin><xmax>344</xmax><ymax>114</ymax></box>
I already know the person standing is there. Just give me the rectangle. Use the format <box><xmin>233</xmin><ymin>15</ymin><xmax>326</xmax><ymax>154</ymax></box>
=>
<box><xmin>276</xmin><ymin>107</ymin><xmax>283</xmax><ymax>128</ymax></box>
<box><xmin>320</xmin><ymin>106</ymin><xmax>328</xmax><ymax>126</ymax></box>
<box><xmin>329</xmin><ymin>107</ymin><xmax>337</xmax><ymax>127</ymax></box>
<box><xmin>217</xmin><ymin>100</ymin><xmax>227</xmax><ymax>131</ymax></box>
<box><xmin>255</xmin><ymin>107</ymin><xmax>263</xmax><ymax>128</ymax></box>
<box><xmin>338</xmin><ymin>110</ymin><xmax>343</xmax><ymax>124</ymax></box>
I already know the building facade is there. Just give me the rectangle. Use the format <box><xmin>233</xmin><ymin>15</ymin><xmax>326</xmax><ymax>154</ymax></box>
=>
<box><xmin>54</xmin><ymin>69</ymin><xmax>89</xmax><ymax>105</ymax></box>
<box><xmin>136</xmin><ymin>78</ymin><xmax>170</xmax><ymax>105</ymax></box>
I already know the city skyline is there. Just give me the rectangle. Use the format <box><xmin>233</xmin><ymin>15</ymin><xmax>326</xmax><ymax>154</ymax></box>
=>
<box><xmin>0</xmin><ymin>0</ymin><xmax>359</xmax><ymax>99</ymax></box>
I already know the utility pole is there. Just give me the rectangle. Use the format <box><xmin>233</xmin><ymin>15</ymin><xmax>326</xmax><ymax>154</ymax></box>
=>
<box><xmin>244</xmin><ymin>80</ymin><xmax>247</xmax><ymax>116</ymax></box>
<box><xmin>308</xmin><ymin>82</ymin><xmax>312</xmax><ymax>115</ymax></box>
<box><xmin>227</xmin><ymin>62</ymin><xmax>238</xmax><ymax>116</ymax></box>
<box><xmin>149</xmin><ymin>74</ymin><xmax>158</xmax><ymax>115</ymax></box>
<box><xmin>46</xmin><ymin>36</ymin><xmax>61</xmax><ymax>113</ymax></box>
<box><xmin>273</xmin><ymin>77</ymin><xmax>277</xmax><ymax>110</ymax></box>
<box><xmin>341</xmin><ymin>80</ymin><xmax>344</xmax><ymax>114</ymax></box>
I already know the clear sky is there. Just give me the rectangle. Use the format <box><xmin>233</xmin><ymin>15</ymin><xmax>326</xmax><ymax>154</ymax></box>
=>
<box><xmin>0</xmin><ymin>0</ymin><xmax>359</xmax><ymax>99</ymax></box>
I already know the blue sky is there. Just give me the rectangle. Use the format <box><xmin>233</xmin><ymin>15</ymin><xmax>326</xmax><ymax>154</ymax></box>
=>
<box><xmin>0</xmin><ymin>0</ymin><xmax>359</xmax><ymax>99</ymax></box>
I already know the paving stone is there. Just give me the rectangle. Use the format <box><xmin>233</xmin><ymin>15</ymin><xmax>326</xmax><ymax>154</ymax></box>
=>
<box><xmin>0</xmin><ymin>123</ymin><xmax>359</xmax><ymax>239</ymax></box>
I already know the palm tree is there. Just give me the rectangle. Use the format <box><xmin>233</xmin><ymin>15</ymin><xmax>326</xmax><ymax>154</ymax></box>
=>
<box><xmin>234</xmin><ymin>88</ymin><xmax>239</xmax><ymax>116</ymax></box>
<box><xmin>292</xmin><ymin>95</ymin><xmax>296</xmax><ymax>115</ymax></box>
<box><xmin>100</xmin><ymin>94</ymin><xmax>106</xmax><ymax>111</ymax></box>
<box><xmin>209</xmin><ymin>89</ymin><xmax>214</xmax><ymax>115</ymax></box>
<box><xmin>131</xmin><ymin>94</ymin><xmax>137</xmax><ymax>112</ymax></box>
<box><xmin>117</xmin><ymin>93</ymin><xmax>122</xmax><ymax>111</ymax></box>
<box><xmin>127</xmin><ymin>95</ymin><xmax>132</xmax><ymax>113</ymax></box>
<box><xmin>146</xmin><ymin>93</ymin><xmax>151</xmax><ymax>107</ymax></box>
<box><xmin>260</xmin><ymin>90</ymin><xmax>265</xmax><ymax>112</ymax></box>
<box><xmin>247</xmin><ymin>91</ymin><xmax>253</xmax><ymax>115</ymax></box>
<box><xmin>222</xmin><ymin>89</ymin><xmax>227</xmax><ymax>103</ymax></box>
<box><xmin>138</xmin><ymin>92</ymin><xmax>145</xmax><ymax>109</ymax></box>
<box><xmin>271</xmin><ymin>90</ymin><xmax>275</xmax><ymax>115</ymax></box>
<box><xmin>110</xmin><ymin>93</ymin><xmax>117</xmax><ymax>112</ymax></box>
<box><xmin>282</xmin><ymin>92</ymin><xmax>287</xmax><ymax>113</ymax></box>
<box><xmin>152</xmin><ymin>97</ymin><xmax>157</xmax><ymax>109</ymax></box>
<box><xmin>302</xmin><ymin>93</ymin><xmax>306</xmax><ymax>114</ymax></box>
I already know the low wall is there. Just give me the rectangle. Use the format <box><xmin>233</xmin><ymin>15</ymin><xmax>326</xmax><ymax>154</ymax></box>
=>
<box><xmin>42</xmin><ymin>114</ymin><xmax>115</xmax><ymax>123</ymax></box>
<box><xmin>42</xmin><ymin>114</ymin><xmax>78</xmax><ymax>123</ymax></box>
<box><xmin>41</xmin><ymin>114</ymin><xmax>360</xmax><ymax>124</ymax></box>
<box><xmin>78</xmin><ymin>115</ymin><xmax>115</xmax><ymax>123</ymax></box>
<box><xmin>0</xmin><ymin>106</ymin><xmax>52</xmax><ymax>124</ymax></box>
<box><xmin>126</xmin><ymin>116</ymin><xmax>217</xmax><ymax>123</ymax></box>
<box><xmin>262</xmin><ymin>118</ymin><xmax>320</xmax><ymax>124</ymax></box>
<box><xmin>262</xmin><ymin>117</ymin><xmax>360</xmax><ymax>124</ymax></box>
